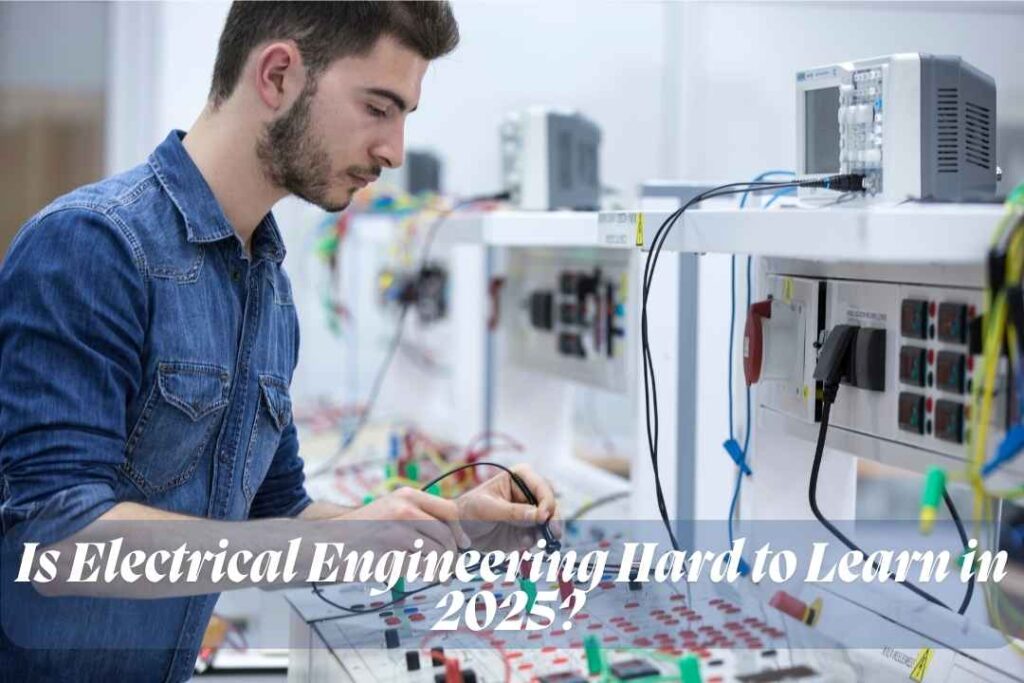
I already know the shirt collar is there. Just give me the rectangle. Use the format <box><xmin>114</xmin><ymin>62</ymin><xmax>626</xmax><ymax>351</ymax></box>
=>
<box><xmin>148</xmin><ymin>130</ymin><xmax>286</xmax><ymax>263</ymax></box>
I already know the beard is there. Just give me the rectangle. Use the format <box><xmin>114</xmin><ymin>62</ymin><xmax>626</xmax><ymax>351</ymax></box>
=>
<box><xmin>256</xmin><ymin>80</ymin><xmax>352</xmax><ymax>213</ymax></box>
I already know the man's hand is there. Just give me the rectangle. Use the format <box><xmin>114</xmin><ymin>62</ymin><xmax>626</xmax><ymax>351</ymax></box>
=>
<box><xmin>330</xmin><ymin>487</ymin><xmax>472</xmax><ymax>556</ymax></box>
<box><xmin>455</xmin><ymin>464</ymin><xmax>561</xmax><ymax>552</ymax></box>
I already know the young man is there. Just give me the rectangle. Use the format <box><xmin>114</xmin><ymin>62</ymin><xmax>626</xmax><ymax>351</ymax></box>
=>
<box><xmin>0</xmin><ymin>3</ymin><xmax>557</xmax><ymax>680</ymax></box>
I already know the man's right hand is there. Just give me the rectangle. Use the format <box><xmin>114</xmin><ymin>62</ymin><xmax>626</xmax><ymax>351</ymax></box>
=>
<box><xmin>333</xmin><ymin>487</ymin><xmax>472</xmax><ymax>557</ymax></box>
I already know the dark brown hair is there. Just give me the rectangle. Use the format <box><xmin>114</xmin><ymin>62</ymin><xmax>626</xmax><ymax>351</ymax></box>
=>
<box><xmin>209</xmin><ymin>1</ymin><xmax>459</xmax><ymax>106</ymax></box>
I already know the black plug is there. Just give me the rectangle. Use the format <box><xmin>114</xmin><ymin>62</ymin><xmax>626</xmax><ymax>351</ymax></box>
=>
<box><xmin>508</xmin><ymin>470</ymin><xmax>561</xmax><ymax>552</ymax></box>
<box><xmin>539</xmin><ymin>524</ymin><xmax>561</xmax><ymax>552</ymax></box>
<box><xmin>813</xmin><ymin>325</ymin><xmax>860</xmax><ymax>404</ymax></box>
<box><xmin>804</xmin><ymin>174</ymin><xmax>867</xmax><ymax>193</ymax></box>
<box><xmin>831</xmin><ymin>174</ymin><xmax>866</xmax><ymax>192</ymax></box>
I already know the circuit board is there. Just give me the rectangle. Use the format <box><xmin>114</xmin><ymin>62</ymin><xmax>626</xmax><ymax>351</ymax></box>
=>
<box><xmin>283</xmin><ymin>527</ymin><xmax>854</xmax><ymax>683</ymax></box>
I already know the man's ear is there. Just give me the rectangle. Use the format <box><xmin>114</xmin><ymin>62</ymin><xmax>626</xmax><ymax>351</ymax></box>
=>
<box><xmin>253</xmin><ymin>40</ymin><xmax>306</xmax><ymax>111</ymax></box>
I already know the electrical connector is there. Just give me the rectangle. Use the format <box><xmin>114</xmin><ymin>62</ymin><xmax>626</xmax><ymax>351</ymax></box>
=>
<box><xmin>812</xmin><ymin>325</ymin><xmax>860</xmax><ymax>402</ymax></box>
<box><xmin>982</xmin><ymin>424</ymin><xmax>1024</xmax><ymax>477</ymax></box>
<box><xmin>678</xmin><ymin>654</ymin><xmax>702</xmax><ymax>683</ymax></box>
<box><xmin>519</xmin><ymin>578</ymin><xmax>537</xmax><ymax>611</ymax></box>
<box><xmin>583</xmin><ymin>635</ymin><xmax>603</xmax><ymax>675</ymax></box>
<box><xmin>723</xmin><ymin>438</ymin><xmax>752</xmax><ymax>476</ymax></box>
<box><xmin>1008</xmin><ymin>181</ymin><xmax>1024</xmax><ymax>207</ymax></box>
<box><xmin>392</xmin><ymin>578</ymin><xmax>406</xmax><ymax>604</ymax></box>
<box><xmin>803</xmin><ymin>173</ymin><xmax>867</xmax><ymax>193</ymax></box>
<box><xmin>919</xmin><ymin>467</ymin><xmax>947</xmax><ymax>535</ymax></box>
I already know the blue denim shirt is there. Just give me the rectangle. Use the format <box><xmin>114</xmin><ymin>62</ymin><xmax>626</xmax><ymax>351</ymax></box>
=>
<box><xmin>0</xmin><ymin>130</ymin><xmax>313</xmax><ymax>681</ymax></box>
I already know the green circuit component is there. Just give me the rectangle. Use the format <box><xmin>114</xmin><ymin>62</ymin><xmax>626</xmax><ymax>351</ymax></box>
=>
<box><xmin>583</xmin><ymin>634</ymin><xmax>603</xmax><ymax>675</ymax></box>
<box><xmin>519</xmin><ymin>578</ymin><xmax>537</xmax><ymax>612</ymax></box>
<box><xmin>678</xmin><ymin>654</ymin><xmax>702</xmax><ymax>683</ymax></box>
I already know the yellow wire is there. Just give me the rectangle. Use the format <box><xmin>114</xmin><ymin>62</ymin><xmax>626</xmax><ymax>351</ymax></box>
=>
<box><xmin>966</xmin><ymin>204</ymin><xmax>1024</xmax><ymax>653</ymax></box>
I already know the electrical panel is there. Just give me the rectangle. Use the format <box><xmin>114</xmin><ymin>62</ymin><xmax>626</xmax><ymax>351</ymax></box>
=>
<box><xmin>377</xmin><ymin>263</ymin><xmax>449</xmax><ymax>324</ymax></box>
<box><xmin>504</xmin><ymin>248</ymin><xmax>631</xmax><ymax>391</ymax></box>
<box><xmin>752</xmin><ymin>273</ymin><xmax>1018</xmax><ymax>477</ymax></box>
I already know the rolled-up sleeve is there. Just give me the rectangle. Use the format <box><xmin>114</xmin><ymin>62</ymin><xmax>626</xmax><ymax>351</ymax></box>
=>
<box><xmin>0</xmin><ymin>207</ymin><xmax>147</xmax><ymax>546</ymax></box>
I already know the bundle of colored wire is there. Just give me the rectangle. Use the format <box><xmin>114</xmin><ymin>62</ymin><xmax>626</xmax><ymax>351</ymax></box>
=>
<box><xmin>962</xmin><ymin>183</ymin><xmax>1024</xmax><ymax>648</ymax></box>
<box><xmin>307</xmin><ymin>191</ymin><xmax>511</xmax><ymax>479</ymax></box>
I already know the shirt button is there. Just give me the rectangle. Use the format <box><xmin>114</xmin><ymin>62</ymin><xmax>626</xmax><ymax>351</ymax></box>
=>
<box><xmin>231</xmin><ymin>270</ymin><xmax>241</xmax><ymax>282</ymax></box>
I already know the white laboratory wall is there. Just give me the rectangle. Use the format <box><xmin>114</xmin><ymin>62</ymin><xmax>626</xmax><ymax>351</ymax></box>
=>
<box><xmin>106</xmin><ymin>1</ymin><xmax>670</xmax><ymax>402</ymax></box>
<box><xmin>106</xmin><ymin>1</ymin><xmax>229</xmax><ymax>171</ymax></box>
<box><xmin>666</xmin><ymin>1</ymin><xmax>1024</xmax><ymax>184</ymax></box>
<box><xmin>406</xmin><ymin>0</ymin><xmax>669</xmax><ymax>199</ymax></box>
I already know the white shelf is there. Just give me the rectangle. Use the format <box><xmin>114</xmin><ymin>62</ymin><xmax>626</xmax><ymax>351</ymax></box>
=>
<box><xmin>435</xmin><ymin>210</ymin><xmax>605</xmax><ymax>248</ymax></box>
<box><xmin>598</xmin><ymin>203</ymin><xmax>1005</xmax><ymax>264</ymax></box>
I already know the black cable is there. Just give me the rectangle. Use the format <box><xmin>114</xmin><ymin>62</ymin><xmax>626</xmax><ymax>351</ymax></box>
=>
<box><xmin>640</xmin><ymin>175</ymin><xmax>864</xmax><ymax>551</ymax></box>
<box><xmin>943</xmin><ymin>489</ymin><xmax>976</xmax><ymax>615</ymax></box>
<box><xmin>810</xmin><ymin>400</ymin><xmax>974</xmax><ymax>614</ymax></box>
<box><xmin>418</xmin><ymin>461</ymin><xmax>560</xmax><ymax>551</ymax></box>
<box><xmin>308</xmin><ymin>191</ymin><xmax>511</xmax><ymax>478</ymax></box>
<box><xmin>418</xmin><ymin>461</ymin><xmax>539</xmax><ymax>502</ymax></box>
<box><xmin>642</xmin><ymin>180</ymin><xmax>836</xmax><ymax>549</ymax></box>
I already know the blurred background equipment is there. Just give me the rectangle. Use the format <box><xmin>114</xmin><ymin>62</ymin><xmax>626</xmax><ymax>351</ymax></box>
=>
<box><xmin>500</xmin><ymin>107</ymin><xmax>602</xmax><ymax>211</ymax></box>
<box><xmin>380</xmin><ymin>149</ymin><xmax>443</xmax><ymax>196</ymax></box>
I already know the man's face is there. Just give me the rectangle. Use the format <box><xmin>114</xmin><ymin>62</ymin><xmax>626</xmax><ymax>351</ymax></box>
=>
<box><xmin>257</xmin><ymin>35</ymin><xmax>428</xmax><ymax>212</ymax></box>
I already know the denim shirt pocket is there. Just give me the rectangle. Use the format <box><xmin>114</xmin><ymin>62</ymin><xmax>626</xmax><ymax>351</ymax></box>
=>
<box><xmin>123</xmin><ymin>361</ymin><xmax>230</xmax><ymax>495</ymax></box>
<box><xmin>242</xmin><ymin>374</ymin><xmax>291</xmax><ymax>501</ymax></box>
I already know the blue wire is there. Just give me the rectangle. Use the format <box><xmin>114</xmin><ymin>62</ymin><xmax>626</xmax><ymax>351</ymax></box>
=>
<box><xmin>743</xmin><ymin>255</ymin><xmax>752</xmax><ymax>457</ymax></box>
<box><xmin>727</xmin><ymin>465</ymin><xmax>743</xmax><ymax>546</ymax></box>
<box><xmin>738</xmin><ymin>170</ymin><xmax>795</xmax><ymax>209</ymax></box>
<box><xmin>727</xmin><ymin>256</ymin><xmax>736</xmax><ymax>442</ymax></box>
<box><xmin>727</xmin><ymin>255</ymin><xmax>754</xmax><ymax>551</ymax></box>
<box><xmin>763</xmin><ymin>187</ymin><xmax>796</xmax><ymax>210</ymax></box>
<box><xmin>727</xmin><ymin>172</ymin><xmax>793</xmax><ymax>573</ymax></box>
